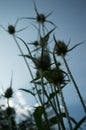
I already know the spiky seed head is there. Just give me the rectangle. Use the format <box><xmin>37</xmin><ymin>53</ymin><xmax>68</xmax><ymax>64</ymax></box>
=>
<box><xmin>44</xmin><ymin>68</ymin><xmax>65</xmax><ymax>86</ymax></box>
<box><xmin>6</xmin><ymin>107</ymin><xmax>15</xmax><ymax>116</ymax></box>
<box><xmin>37</xmin><ymin>14</ymin><xmax>46</xmax><ymax>23</ymax></box>
<box><xmin>54</xmin><ymin>40</ymin><xmax>68</xmax><ymax>56</ymax></box>
<box><xmin>33</xmin><ymin>41</ymin><xmax>39</xmax><ymax>46</ymax></box>
<box><xmin>8</xmin><ymin>25</ymin><xmax>15</xmax><ymax>34</ymax></box>
<box><xmin>51</xmin><ymin>68</ymin><xmax>64</xmax><ymax>85</ymax></box>
<box><xmin>5</xmin><ymin>87</ymin><xmax>13</xmax><ymax>98</ymax></box>
<box><xmin>34</xmin><ymin>52</ymin><xmax>51</xmax><ymax>71</ymax></box>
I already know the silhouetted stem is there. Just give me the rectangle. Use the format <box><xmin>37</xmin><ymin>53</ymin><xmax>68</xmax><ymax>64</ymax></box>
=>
<box><xmin>7</xmin><ymin>99</ymin><xmax>12</xmax><ymax>130</ymax></box>
<box><xmin>13</xmin><ymin>35</ymin><xmax>33</xmax><ymax>78</ymax></box>
<box><xmin>58</xmin><ymin>84</ymin><xmax>73</xmax><ymax>130</ymax></box>
<box><xmin>7</xmin><ymin>98</ymin><xmax>10</xmax><ymax>107</ymax></box>
<box><xmin>54</xmin><ymin>86</ymin><xmax>66</xmax><ymax>130</ymax></box>
<box><xmin>40</xmin><ymin>70</ymin><xmax>66</xmax><ymax>129</ymax></box>
<box><xmin>13</xmin><ymin>35</ymin><xmax>45</xmax><ymax>107</ymax></box>
<box><xmin>62</xmin><ymin>54</ymin><xmax>86</xmax><ymax>113</ymax></box>
<box><xmin>39</xmin><ymin>70</ymin><xmax>51</xmax><ymax>130</ymax></box>
<box><xmin>13</xmin><ymin>35</ymin><xmax>51</xmax><ymax>129</ymax></box>
<box><xmin>8</xmin><ymin>117</ymin><xmax>12</xmax><ymax>130</ymax></box>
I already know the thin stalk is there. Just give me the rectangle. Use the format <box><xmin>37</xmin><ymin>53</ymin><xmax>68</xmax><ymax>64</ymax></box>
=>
<box><xmin>13</xmin><ymin>35</ymin><xmax>50</xmax><ymax>129</ymax></box>
<box><xmin>54</xmin><ymin>85</ymin><xmax>66</xmax><ymax>130</ymax></box>
<box><xmin>13</xmin><ymin>35</ymin><xmax>33</xmax><ymax>78</ymax></box>
<box><xmin>42</xmin><ymin>23</ymin><xmax>45</xmax><ymax>36</ymax></box>
<box><xmin>8</xmin><ymin>116</ymin><xmax>12</xmax><ymax>130</ymax></box>
<box><xmin>50</xmin><ymin>84</ymin><xmax>65</xmax><ymax>129</ymax></box>
<box><xmin>7</xmin><ymin>99</ymin><xmax>12</xmax><ymax>130</ymax></box>
<box><xmin>13</xmin><ymin>35</ymin><xmax>40</xmax><ymax>103</ymax></box>
<box><xmin>62</xmin><ymin>54</ymin><xmax>86</xmax><ymax>113</ymax></box>
<box><xmin>58</xmin><ymin>84</ymin><xmax>73</xmax><ymax>130</ymax></box>
<box><xmin>50</xmin><ymin>84</ymin><xmax>57</xmax><ymax>109</ymax></box>
<box><xmin>43</xmin><ymin>84</ymin><xmax>61</xmax><ymax>130</ymax></box>
<box><xmin>40</xmin><ymin>70</ymin><xmax>65</xmax><ymax>129</ymax></box>
<box><xmin>40</xmin><ymin>70</ymin><xmax>51</xmax><ymax>130</ymax></box>
<box><xmin>7</xmin><ymin>98</ymin><xmax>10</xmax><ymax>107</ymax></box>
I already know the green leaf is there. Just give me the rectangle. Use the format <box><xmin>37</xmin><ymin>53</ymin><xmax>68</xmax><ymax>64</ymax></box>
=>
<box><xmin>19</xmin><ymin>88</ymin><xmax>35</xmax><ymax>96</ymax></box>
<box><xmin>33</xmin><ymin>106</ymin><xmax>44</xmax><ymax>130</ymax></box>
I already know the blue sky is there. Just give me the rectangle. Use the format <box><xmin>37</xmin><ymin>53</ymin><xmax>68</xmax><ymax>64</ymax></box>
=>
<box><xmin>0</xmin><ymin>0</ymin><xmax>86</xmax><ymax>128</ymax></box>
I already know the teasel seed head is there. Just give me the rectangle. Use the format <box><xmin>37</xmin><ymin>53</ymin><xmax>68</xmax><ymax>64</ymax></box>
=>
<box><xmin>5</xmin><ymin>87</ymin><xmax>13</xmax><ymax>98</ymax></box>
<box><xmin>8</xmin><ymin>25</ymin><xmax>15</xmax><ymax>34</ymax></box>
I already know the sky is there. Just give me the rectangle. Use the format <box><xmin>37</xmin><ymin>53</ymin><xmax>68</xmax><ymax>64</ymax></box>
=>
<box><xmin>0</xmin><ymin>0</ymin><xmax>86</xmax><ymax>128</ymax></box>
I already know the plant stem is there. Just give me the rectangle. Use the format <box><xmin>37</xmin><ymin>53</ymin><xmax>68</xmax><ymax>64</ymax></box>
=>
<box><xmin>58</xmin><ymin>84</ymin><xmax>73</xmax><ymax>130</ymax></box>
<box><xmin>62</xmin><ymin>54</ymin><xmax>86</xmax><ymax>113</ymax></box>
<box><xmin>7</xmin><ymin>99</ymin><xmax>12</xmax><ymax>130</ymax></box>
<box><xmin>40</xmin><ymin>72</ymin><xmax>65</xmax><ymax>129</ymax></box>
<box><xmin>54</xmin><ymin>86</ymin><xmax>66</xmax><ymax>130</ymax></box>
<box><xmin>13</xmin><ymin>35</ymin><xmax>33</xmax><ymax>78</ymax></box>
<box><xmin>39</xmin><ymin>70</ymin><xmax>51</xmax><ymax>130</ymax></box>
<box><xmin>13</xmin><ymin>35</ymin><xmax>50</xmax><ymax>129</ymax></box>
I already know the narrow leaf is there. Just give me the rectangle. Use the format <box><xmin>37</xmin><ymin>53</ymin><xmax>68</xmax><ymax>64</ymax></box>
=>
<box><xmin>19</xmin><ymin>88</ymin><xmax>35</xmax><ymax>96</ymax></box>
<box><xmin>68</xmin><ymin>41</ymin><xmax>86</xmax><ymax>52</ymax></box>
<box><xmin>19</xmin><ymin>54</ymin><xmax>32</xmax><ymax>59</ymax></box>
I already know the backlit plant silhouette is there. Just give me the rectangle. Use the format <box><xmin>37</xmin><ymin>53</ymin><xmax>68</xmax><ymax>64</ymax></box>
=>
<box><xmin>0</xmin><ymin>0</ymin><xmax>86</xmax><ymax>130</ymax></box>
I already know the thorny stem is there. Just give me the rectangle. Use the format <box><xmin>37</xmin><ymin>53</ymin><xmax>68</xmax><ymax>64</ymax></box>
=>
<box><xmin>62</xmin><ymin>54</ymin><xmax>86</xmax><ymax>113</ymax></box>
<box><xmin>58</xmin><ymin>84</ymin><xmax>73</xmax><ymax>130</ymax></box>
